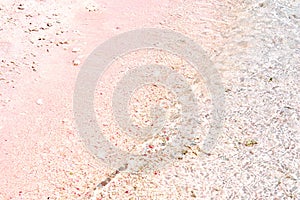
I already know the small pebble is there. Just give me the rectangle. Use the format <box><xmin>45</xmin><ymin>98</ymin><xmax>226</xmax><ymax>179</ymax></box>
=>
<box><xmin>36</xmin><ymin>99</ymin><xmax>43</xmax><ymax>105</ymax></box>
<box><xmin>244</xmin><ymin>139</ymin><xmax>258</xmax><ymax>147</ymax></box>
<box><xmin>72</xmin><ymin>47</ymin><xmax>81</xmax><ymax>53</ymax></box>
<box><xmin>73</xmin><ymin>59</ymin><xmax>81</xmax><ymax>66</ymax></box>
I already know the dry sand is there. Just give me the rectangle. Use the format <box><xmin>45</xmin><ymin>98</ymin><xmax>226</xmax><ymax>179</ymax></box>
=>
<box><xmin>0</xmin><ymin>0</ymin><xmax>299</xmax><ymax>199</ymax></box>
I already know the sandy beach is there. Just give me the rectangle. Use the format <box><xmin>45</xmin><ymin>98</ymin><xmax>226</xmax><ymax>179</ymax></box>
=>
<box><xmin>0</xmin><ymin>0</ymin><xmax>299</xmax><ymax>199</ymax></box>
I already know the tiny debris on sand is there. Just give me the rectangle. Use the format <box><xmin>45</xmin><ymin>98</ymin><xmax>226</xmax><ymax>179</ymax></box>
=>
<box><xmin>72</xmin><ymin>59</ymin><xmax>81</xmax><ymax>66</ymax></box>
<box><xmin>72</xmin><ymin>47</ymin><xmax>81</xmax><ymax>53</ymax></box>
<box><xmin>36</xmin><ymin>99</ymin><xmax>43</xmax><ymax>105</ymax></box>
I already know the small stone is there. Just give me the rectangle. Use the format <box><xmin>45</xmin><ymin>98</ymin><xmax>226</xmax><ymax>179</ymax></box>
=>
<box><xmin>62</xmin><ymin>118</ymin><xmax>69</xmax><ymax>124</ymax></box>
<box><xmin>59</xmin><ymin>41</ymin><xmax>68</xmax><ymax>45</ymax></box>
<box><xmin>244</xmin><ymin>139</ymin><xmax>258</xmax><ymax>147</ymax></box>
<box><xmin>36</xmin><ymin>99</ymin><xmax>43</xmax><ymax>105</ymax></box>
<box><xmin>191</xmin><ymin>191</ymin><xmax>196</xmax><ymax>198</ymax></box>
<box><xmin>17</xmin><ymin>5</ymin><xmax>25</xmax><ymax>10</ymax></box>
<box><xmin>72</xmin><ymin>47</ymin><xmax>81</xmax><ymax>53</ymax></box>
<box><xmin>73</xmin><ymin>59</ymin><xmax>81</xmax><ymax>66</ymax></box>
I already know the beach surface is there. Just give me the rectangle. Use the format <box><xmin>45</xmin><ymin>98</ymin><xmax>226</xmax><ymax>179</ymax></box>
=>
<box><xmin>0</xmin><ymin>0</ymin><xmax>299</xmax><ymax>199</ymax></box>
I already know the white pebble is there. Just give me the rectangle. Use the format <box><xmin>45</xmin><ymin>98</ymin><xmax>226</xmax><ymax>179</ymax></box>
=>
<box><xmin>72</xmin><ymin>47</ymin><xmax>81</xmax><ymax>53</ymax></box>
<box><xmin>36</xmin><ymin>99</ymin><xmax>43</xmax><ymax>105</ymax></box>
<box><xmin>73</xmin><ymin>59</ymin><xmax>81</xmax><ymax>66</ymax></box>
